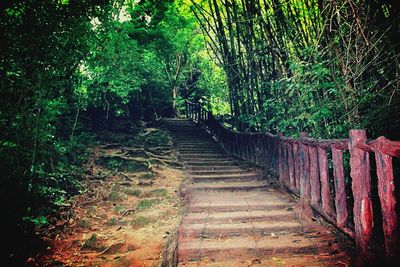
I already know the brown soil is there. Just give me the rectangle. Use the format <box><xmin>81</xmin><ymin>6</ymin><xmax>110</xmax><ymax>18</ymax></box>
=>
<box><xmin>33</xmin><ymin>129</ymin><xmax>184</xmax><ymax>267</ymax></box>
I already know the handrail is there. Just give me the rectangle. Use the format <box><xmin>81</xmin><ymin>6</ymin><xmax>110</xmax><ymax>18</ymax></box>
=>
<box><xmin>185</xmin><ymin>100</ymin><xmax>400</xmax><ymax>266</ymax></box>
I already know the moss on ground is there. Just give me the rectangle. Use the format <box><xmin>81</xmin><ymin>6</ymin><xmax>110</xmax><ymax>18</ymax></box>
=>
<box><xmin>136</xmin><ymin>199</ymin><xmax>161</xmax><ymax>211</ymax></box>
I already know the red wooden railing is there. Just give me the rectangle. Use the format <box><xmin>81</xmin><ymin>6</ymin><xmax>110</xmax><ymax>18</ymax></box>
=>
<box><xmin>185</xmin><ymin>100</ymin><xmax>400</xmax><ymax>266</ymax></box>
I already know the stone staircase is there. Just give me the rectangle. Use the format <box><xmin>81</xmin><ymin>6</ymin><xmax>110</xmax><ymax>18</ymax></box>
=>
<box><xmin>163</xmin><ymin>119</ymin><xmax>351</xmax><ymax>266</ymax></box>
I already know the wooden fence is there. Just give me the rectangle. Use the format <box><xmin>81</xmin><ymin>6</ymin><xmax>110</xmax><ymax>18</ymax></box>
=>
<box><xmin>185</xmin><ymin>100</ymin><xmax>400</xmax><ymax>266</ymax></box>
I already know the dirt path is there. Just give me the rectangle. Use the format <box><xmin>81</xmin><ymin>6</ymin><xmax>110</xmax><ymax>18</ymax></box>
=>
<box><xmin>164</xmin><ymin>118</ymin><xmax>353</xmax><ymax>267</ymax></box>
<box><xmin>34</xmin><ymin>126</ymin><xmax>184</xmax><ymax>267</ymax></box>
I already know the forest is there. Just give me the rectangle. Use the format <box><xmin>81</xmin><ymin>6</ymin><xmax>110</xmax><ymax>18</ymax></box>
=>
<box><xmin>1</xmin><ymin>0</ymin><xmax>399</xmax><ymax>265</ymax></box>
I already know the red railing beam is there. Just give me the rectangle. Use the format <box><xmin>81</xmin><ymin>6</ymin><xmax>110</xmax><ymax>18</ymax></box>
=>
<box><xmin>299</xmin><ymin>133</ymin><xmax>311</xmax><ymax>202</ymax></box>
<box><xmin>372</xmin><ymin>137</ymin><xmax>399</xmax><ymax>258</ymax></box>
<box><xmin>349</xmin><ymin>129</ymin><xmax>374</xmax><ymax>266</ymax></box>
<box><xmin>309</xmin><ymin>146</ymin><xmax>321</xmax><ymax>206</ymax></box>
<box><xmin>332</xmin><ymin>147</ymin><xmax>348</xmax><ymax>229</ymax></box>
<box><xmin>318</xmin><ymin>147</ymin><xmax>335</xmax><ymax>218</ymax></box>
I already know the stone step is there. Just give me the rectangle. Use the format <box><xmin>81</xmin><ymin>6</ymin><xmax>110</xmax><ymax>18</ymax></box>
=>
<box><xmin>185</xmin><ymin>161</ymin><xmax>238</xmax><ymax>167</ymax></box>
<box><xmin>189</xmin><ymin>169</ymin><xmax>248</xmax><ymax>175</ymax></box>
<box><xmin>189</xmin><ymin>181</ymin><xmax>268</xmax><ymax>191</ymax></box>
<box><xmin>177</xmin><ymin>147</ymin><xmax>221</xmax><ymax>152</ymax></box>
<box><xmin>182</xmin><ymin>157</ymin><xmax>232</xmax><ymax>162</ymax></box>
<box><xmin>178</xmin><ymin>153</ymin><xmax>226</xmax><ymax>158</ymax></box>
<box><xmin>189</xmin><ymin>165</ymin><xmax>241</xmax><ymax>171</ymax></box>
<box><xmin>176</xmin><ymin>145</ymin><xmax>220</xmax><ymax>148</ymax></box>
<box><xmin>188</xmin><ymin>202</ymin><xmax>290</xmax><ymax>213</ymax></box>
<box><xmin>179</xmin><ymin>221</ymin><xmax>303</xmax><ymax>239</ymax></box>
<box><xmin>182</xmin><ymin>210</ymin><xmax>296</xmax><ymax>224</ymax></box>
<box><xmin>178</xmin><ymin>235</ymin><xmax>329</xmax><ymax>263</ymax></box>
<box><xmin>174</xmin><ymin>140</ymin><xmax>214</xmax><ymax>143</ymax></box>
<box><xmin>191</xmin><ymin>173</ymin><xmax>260</xmax><ymax>183</ymax></box>
<box><xmin>176</xmin><ymin>145</ymin><xmax>217</xmax><ymax>149</ymax></box>
<box><xmin>188</xmin><ymin>192</ymin><xmax>290</xmax><ymax>213</ymax></box>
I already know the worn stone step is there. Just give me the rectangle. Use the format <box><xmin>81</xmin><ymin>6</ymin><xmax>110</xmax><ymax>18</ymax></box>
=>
<box><xmin>176</xmin><ymin>145</ymin><xmax>217</xmax><ymax>149</ymax></box>
<box><xmin>191</xmin><ymin>173</ymin><xmax>260</xmax><ymax>183</ymax></box>
<box><xmin>189</xmin><ymin>169</ymin><xmax>248</xmax><ymax>175</ymax></box>
<box><xmin>179</xmin><ymin>153</ymin><xmax>226</xmax><ymax>158</ymax></box>
<box><xmin>187</xmin><ymin>202</ymin><xmax>290</xmax><ymax>213</ymax></box>
<box><xmin>175</xmin><ymin>140</ymin><xmax>214</xmax><ymax>143</ymax></box>
<box><xmin>182</xmin><ymin>210</ymin><xmax>296</xmax><ymax>224</ymax></box>
<box><xmin>185</xmin><ymin>161</ymin><xmax>238</xmax><ymax>167</ymax></box>
<box><xmin>182</xmin><ymin>157</ymin><xmax>232</xmax><ymax>163</ymax></box>
<box><xmin>178</xmin><ymin>148</ymin><xmax>222</xmax><ymax>152</ymax></box>
<box><xmin>176</xmin><ymin>145</ymin><xmax>220</xmax><ymax>149</ymax></box>
<box><xmin>178</xmin><ymin>235</ymin><xmax>329</xmax><ymax>263</ymax></box>
<box><xmin>189</xmin><ymin>181</ymin><xmax>268</xmax><ymax>191</ymax></box>
<box><xmin>179</xmin><ymin>221</ymin><xmax>303</xmax><ymax>239</ymax></box>
<box><xmin>188</xmin><ymin>192</ymin><xmax>290</xmax><ymax>213</ymax></box>
<box><xmin>177</xmin><ymin>148</ymin><xmax>221</xmax><ymax>152</ymax></box>
<box><xmin>188</xmin><ymin>165</ymin><xmax>241</xmax><ymax>171</ymax></box>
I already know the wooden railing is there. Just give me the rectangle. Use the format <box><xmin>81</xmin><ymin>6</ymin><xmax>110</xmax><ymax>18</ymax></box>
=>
<box><xmin>185</xmin><ymin>100</ymin><xmax>400</xmax><ymax>266</ymax></box>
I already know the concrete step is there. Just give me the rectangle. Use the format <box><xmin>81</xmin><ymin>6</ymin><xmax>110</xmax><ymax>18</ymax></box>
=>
<box><xmin>187</xmin><ymin>202</ymin><xmax>290</xmax><ymax>213</ymax></box>
<box><xmin>189</xmin><ymin>181</ymin><xmax>268</xmax><ymax>191</ymax></box>
<box><xmin>185</xmin><ymin>161</ymin><xmax>238</xmax><ymax>167</ymax></box>
<box><xmin>182</xmin><ymin>157</ymin><xmax>232</xmax><ymax>163</ymax></box>
<box><xmin>178</xmin><ymin>235</ymin><xmax>330</xmax><ymax>263</ymax></box>
<box><xmin>182</xmin><ymin>210</ymin><xmax>296</xmax><ymax>224</ymax></box>
<box><xmin>179</xmin><ymin>221</ymin><xmax>303</xmax><ymax>238</ymax></box>
<box><xmin>189</xmin><ymin>169</ymin><xmax>248</xmax><ymax>175</ymax></box>
<box><xmin>178</xmin><ymin>148</ymin><xmax>223</xmax><ymax>152</ymax></box>
<box><xmin>189</xmin><ymin>165</ymin><xmax>241</xmax><ymax>171</ymax></box>
<box><xmin>178</xmin><ymin>153</ymin><xmax>226</xmax><ymax>158</ymax></box>
<box><xmin>191</xmin><ymin>173</ymin><xmax>260</xmax><ymax>183</ymax></box>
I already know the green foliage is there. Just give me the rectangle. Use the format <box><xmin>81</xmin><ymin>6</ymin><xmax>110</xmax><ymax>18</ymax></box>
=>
<box><xmin>136</xmin><ymin>198</ymin><xmax>161</xmax><ymax>211</ymax></box>
<box><xmin>140</xmin><ymin>172</ymin><xmax>156</xmax><ymax>180</ymax></box>
<box><xmin>131</xmin><ymin>216</ymin><xmax>152</xmax><ymax>228</ymax></box>
<box><xmin>107</xmin><ymin>191</ymin><xmax>123</xmax><ymax>202</ymax></box>
<box><xmin>146</xmin><ymin>188</ymin><xmax>168</xmax><ymax>198</ymax></box>
<box><xmin>191</xmin><ymin>0</ymin><xmax>400</xmax><ymax>139</ymax></box>
<box><xmin>125</xmin><ymin>187</ymin><xmax>142</xmax><ymax>197</ymax></box>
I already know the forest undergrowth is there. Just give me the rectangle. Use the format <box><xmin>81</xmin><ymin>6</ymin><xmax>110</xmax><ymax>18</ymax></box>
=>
<box><xmin>26</xmin><ymin>120</ymin><xmax>184</xmax><ymax>266</ymax></box>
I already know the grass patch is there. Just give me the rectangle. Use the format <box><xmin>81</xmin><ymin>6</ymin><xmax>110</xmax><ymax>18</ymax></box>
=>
<box><xmin>106</xmin><ymin>217</ymin><xmax>128</xmax><ymax>226</ymax></box>
<box><xmin>114</xmin><ymin>205</ymin><xmax>126</xmax><ymax>213</ymax></box>
<box><xmin>96</xmin><ymin>155</ymin><xmax>149</xmax><ymax>172</ymax></box>
<box><xmin>77</xmin><ymin>219</ymin><xmax>91</xmax><ymax>229</ymax></box>
<box><xmin>125</xmin><ymin>187</ymin><xmax>142</xmax><ymax>197</ymax></box>
<box><xmin>136</xmin><ymin>199</ymin><xmax>161</xmax><ymax>211</ymax></box>
<box><xmin>139</xmin><ymin>172</ymin><xmax>155</xmax><ymax>180</ymax></box>
<box><xmin>131</xmin><ymin>216</ymin><xmax>152</xmax><ymax>228</ymax></box>
<box><xmin>107</xmin><ymin>191</ymin><xmax>123</xmax><ymax>202</ymax></box>
<box><xmin>146</xmin><ymin>188</ymin><xmax>168</xmax><ymax>198</ymax></box>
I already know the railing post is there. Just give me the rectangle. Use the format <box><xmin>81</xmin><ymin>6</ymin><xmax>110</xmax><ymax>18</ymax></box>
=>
<box><xmin>186</xmin><ymin>101</ymin><xmax>189</xmax><ymax>119</ymax></box>
<box><xmin>287</xmin><ymin>142</ymin><xmax>295</xmax><ymax>191</ymax></box>
<box><xmin>318</xmin><ymin>146</ymin><xmax>335</xmax><ymax>218</ymax></box>
<box><xmin>373</xmin><ymin>137</ymin><xmax>399</xmax><ymax>259</ymax></box>
<box><xmin>190</xmin><ymin>103</ymin><xmax>193</xmax><ymax>120</ymax></box>
<box><xmin>309</xmin><ymin>145</ymin><xmax>320</xmax><ymax>206</ymax></box>
<box><xmin>332</xmin><ymin>146</ymin><xmax>348</xmax><ymax>229</ymax></box>
<box><xmin>293</xmin><ymin>143</ymin><xmax>300</xmax><ymax>192</ymax></box>
<box><xmin>299</xmin><ymin>133</ymin><xmax>311</xmax><ymax>202</ymax></box>
<box><xmin>349</xmin><ymin>129</ymin><xmax>374</xmax><ymax>266</ymax></box>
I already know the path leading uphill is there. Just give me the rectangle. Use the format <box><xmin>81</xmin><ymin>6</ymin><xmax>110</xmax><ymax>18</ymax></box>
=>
<box><xmin>164</xmin><ymin>119</ymin><xmax>352</xmax><ymax>266</ymax></box>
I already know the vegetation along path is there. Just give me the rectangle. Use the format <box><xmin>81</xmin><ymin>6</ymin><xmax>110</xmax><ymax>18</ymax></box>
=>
<box><xmin>164</xmin><ymin>119</ymin><xmax>352</xmax><ymax>266</ymax></box>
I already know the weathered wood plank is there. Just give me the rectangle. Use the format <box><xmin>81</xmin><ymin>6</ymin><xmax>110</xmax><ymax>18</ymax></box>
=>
<box><xmin>373</xmin><ymin>137</ymin><xmax>399</xmax><ymax>258</ymax></box>
<box><xmin>300</xmin><ymin>138</ymin><xmax>311</xmax><ymax>201</ymax></box>
<box><xmin>332</xmin><ymin>147</ymin><xmax>348</xmax><ymax>228</ymax></box>
<box><xmin>309</xmin><ymin>146</ymin><xmax>321</xmax><ymax>206</ymax></box>
<box><xmin>349</xmin><ymin>130</ymin><xmax>374</xmax><ymax>266</ymax></box>
<box><xmin>287</xmin><ymin>142</ymin><xmax>295</xmax><ymax>191</ymax></box>
<box><xmin>318</xmin><ymin>147</ymin><xmax>335</xmax><ymax>218</ymax></box>
<box><xmin>293</xmin><ymin>143</ymin><xmax>300</xmax><ymax>192</ymax></box>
